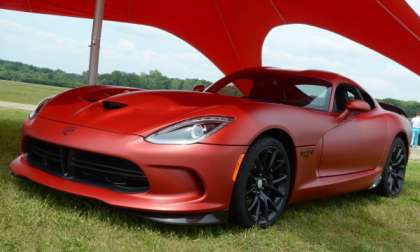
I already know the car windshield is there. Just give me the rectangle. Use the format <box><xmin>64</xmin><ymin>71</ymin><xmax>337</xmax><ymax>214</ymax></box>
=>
<box><xmin>206</xmin><ymin>72</ymin><xmax>332</xmax><ymax>111</ymax></box>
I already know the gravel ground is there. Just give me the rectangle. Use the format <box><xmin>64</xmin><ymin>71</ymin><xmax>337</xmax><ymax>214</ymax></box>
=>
<box><xmin>0</xmin><ymin>101</ymin><xmax>35</xmax><ymax>111</ymax></box>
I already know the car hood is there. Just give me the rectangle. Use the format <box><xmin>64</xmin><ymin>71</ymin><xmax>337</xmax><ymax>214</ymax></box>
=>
<box><xmin>39</xmin><ymin>89</ymin><xmax>244</xmax><ymax>136</ymax></box>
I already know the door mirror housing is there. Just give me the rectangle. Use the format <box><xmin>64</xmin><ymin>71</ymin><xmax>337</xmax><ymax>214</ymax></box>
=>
<box><xmin>193</xmin><ymin>85</ymin><xmax>205</xmax><ymax>92</ymax></box>
<box><xmin>346</xmin><ymin>100</ymin><xmax>371</xmax><ymax>112</ymax></box>
<box><xmin>338</xmin><ymin>100</ymin><xmax>370</xmax><ymax>120</ymax></box>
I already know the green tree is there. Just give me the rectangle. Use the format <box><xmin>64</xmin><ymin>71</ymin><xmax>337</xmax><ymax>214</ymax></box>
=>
<box><xmin>2</xmin><ymin>58</ymin><xmax>418</xmax><ymax>117</ymax></box>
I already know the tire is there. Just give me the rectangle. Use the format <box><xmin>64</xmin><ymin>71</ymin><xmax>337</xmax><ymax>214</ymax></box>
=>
<box><xmin>229</xmin><ymin>137</ymin><xmax>291</xmax><ymax>228</ymax></box>
<box><xmin>375</xmin><ymin>137</ymin><xmax>407</xmax><ymax>197</ymax></box>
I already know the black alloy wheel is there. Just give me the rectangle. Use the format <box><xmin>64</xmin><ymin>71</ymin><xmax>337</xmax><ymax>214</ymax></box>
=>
<box><xmin>376</xmin><ymin>137</ymin><xmax>407</xmax><ymax>197</ymax></box>
<box><xmin>230</xmin><ymin>137</ymin><xmax>291</xmax><ymax>228</ymax></box>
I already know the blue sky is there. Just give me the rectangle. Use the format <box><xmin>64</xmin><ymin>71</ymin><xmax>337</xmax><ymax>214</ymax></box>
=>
<box><xmin>0</xmin><ymin>1</ymin><xmax>419</xmax><ymax>100</ymax></box>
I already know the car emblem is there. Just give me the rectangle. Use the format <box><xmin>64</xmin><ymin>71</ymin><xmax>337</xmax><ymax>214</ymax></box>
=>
<box><xmin>300</xmin><ymin>149</ymin><xmax>314</xmax><ymax>158</ymax></box>
<box><xmin>62</xmin><ymin>126</ymin><xmax>76</xmax><ymax>136</ymax></box>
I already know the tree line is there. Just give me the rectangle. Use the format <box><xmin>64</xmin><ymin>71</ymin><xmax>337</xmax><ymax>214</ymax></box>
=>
<box><xmin>0</xmin><ymin>59</ymin><xmax>419</xmax><ymax>117</ymax></box>
<box><xmin>0</xmin><ymin>59</ymin><xmax>211</xmax><ymax>90</ymax></box>
<box><xmin>377</xmin><ymin>98</ymin><xmax>420</xmax><ymax>118</ymax></box>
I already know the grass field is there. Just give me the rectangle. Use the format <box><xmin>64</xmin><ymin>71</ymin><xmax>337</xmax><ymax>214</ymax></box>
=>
<box><xmin>0</xmin><ymin>80</ymin><xmax>67</xmax><ymax>105</ymax></box>
<box><xmin>0</xmin><ymin>108</ymin><xmax>419</xmax><ymax>252</ymax></box>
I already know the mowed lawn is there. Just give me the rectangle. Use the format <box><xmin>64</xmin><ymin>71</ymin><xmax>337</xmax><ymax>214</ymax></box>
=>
<box><xmin>0</xmin><ymin>108</ymin><xmax>419</xmax><ymax>252</ymax></box>
<box><xmin>0</xmin><ymin>80</ymin><xmax>67</xmax><ymax>105</ymax></box>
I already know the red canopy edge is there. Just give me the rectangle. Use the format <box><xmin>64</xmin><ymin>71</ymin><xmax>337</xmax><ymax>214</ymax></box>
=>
<box><xmin>0</xmin><ymin>0</ymin><xmax>419</xmax><ymax>75</ymax></box>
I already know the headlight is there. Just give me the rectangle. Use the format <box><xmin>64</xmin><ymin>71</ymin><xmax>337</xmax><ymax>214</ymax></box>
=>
<box><xmin>145</xmin><ymin>116</ymin><xmax>233</xmax><ymax>144</ymax></box>
<box><xmin>29</xmin><ymin>97</ymin><xmax>52</xmax><ymax>119</ymax></box>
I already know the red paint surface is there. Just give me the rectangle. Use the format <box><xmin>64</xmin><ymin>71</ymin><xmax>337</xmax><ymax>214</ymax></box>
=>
<box><xmin>0</xmin><ymin>0</ymin><xmax>418</xmax><ymax>74</ymax></box>
<box><xmin>10</xmin><ymin>68</ymin><xmax>412</xmax><ymax>212</ymax></box>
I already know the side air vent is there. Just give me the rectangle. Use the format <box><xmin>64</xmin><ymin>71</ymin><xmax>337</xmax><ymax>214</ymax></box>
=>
<box><xmin>102</xmin><ymin>101</ymin><xmax>127</xmax><ymax>110</ymax></box>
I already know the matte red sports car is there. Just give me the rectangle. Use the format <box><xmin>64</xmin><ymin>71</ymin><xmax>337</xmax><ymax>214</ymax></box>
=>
<box><xmin>10</xmin><ymin>67</ymin><xmax>411</xmax><ymax>227</ymax></box>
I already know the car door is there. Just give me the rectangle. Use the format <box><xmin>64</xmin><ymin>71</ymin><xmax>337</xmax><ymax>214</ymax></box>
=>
<box><xmin>318</xmin><ymin>84</ymin><xmax>388</xmax><ymax>177</ymax></box>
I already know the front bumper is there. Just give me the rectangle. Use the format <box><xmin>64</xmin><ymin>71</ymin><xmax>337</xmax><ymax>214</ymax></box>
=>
<box><xmin>10</xmin><ymin>117</ymin><xmax>248</xmax><ymax>218</ymax></box>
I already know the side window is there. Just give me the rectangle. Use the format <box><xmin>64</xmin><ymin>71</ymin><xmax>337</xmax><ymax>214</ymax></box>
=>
<box><xmin>209</xmin><ymin>77</ymin><xmax>253</xmax><ymax>97</ymax></box>
<box><xmin>294</xmin><ymin>84</ymin><xmax>332</xmax><ymax>111</ymax></box>
<box><xmin>360</xmin><ymin>90</ymin><xmax>375</xmax><ymax>109</ymax></box>
<box><xmin>217</xmin><ymin>82</ymin><xmax>245</xmax><ymax>97</ymax></box>
<box><xmin>333</xmin><ymin>84</ymin><xmax>362</xmax><ymax>112</ymax></box>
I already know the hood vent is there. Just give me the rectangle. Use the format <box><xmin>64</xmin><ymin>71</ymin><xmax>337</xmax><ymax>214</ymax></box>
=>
<box><xmin>102</xmin><ymin>101</ymin><xmax>128</xmax><ymax>110</ymax></box>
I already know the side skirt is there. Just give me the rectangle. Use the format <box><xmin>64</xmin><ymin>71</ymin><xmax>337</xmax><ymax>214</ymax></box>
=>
<box><xmin>137</xmin><ymin>211</ymin><xmax>229</xmax><ymax>225</ymax></box>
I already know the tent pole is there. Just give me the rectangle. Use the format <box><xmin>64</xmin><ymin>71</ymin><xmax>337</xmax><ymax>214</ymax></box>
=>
<box><xmin>87</xmin><ymin>0</ymin><xmax>105</xmax><ymax>85</ymax></box>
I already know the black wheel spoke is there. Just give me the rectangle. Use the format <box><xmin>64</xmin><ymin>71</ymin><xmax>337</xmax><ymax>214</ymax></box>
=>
<box><xmin>396</xmin><ymin>170</ymin><xmax>404</xmax><ymax>180</ymax></box>
<box><xmin>268</xmin><ymin>150</ymin><xmax>278</xmax><ymax>170</ymax></box>
<box><xmin>261</xmin><ymin>191</ymin><xmax>279</xmax><ymax>213</ymax></box>
<box><xmin>268</xmin><ymin>199</ymin><xmax>279</xmax><ymax>213</ymax></box>
<box><xmin>392</xmin><ymin>155</ymin><xmax>404</xmax><ymax>167</ymax></box>
<box><xmin>396</xmin><ymin>153</ymin><xmax>404</xmax><ymax>165</ymax></box>
<box><xmin>244</xmin><ymin>142</ymin><xmax>290</xmax><ymax>227</ymax></box>
<box><xmin>265</xmin><ymin>183</ymin><xmax>286</xmax><ymax>197</ymax></box>
<box><xmin>263</xmin><ymin>150</ymin><xmax>271</xmax><ymax>167</ymax></box>
<box><xmin>388</xmin><ymin>176</ymin><xmax>394</xmax><ymax>191</ymax></box>
<box><xmin>272</xmin><ymin>175</ymin><xmax>287</xmax><ymax>185</ymax></box>
<box><xmin>255</xmin><ymin>157</ymin><xmax>265</xmax><ymax>171</ymax></box>
<box><xmin>391</xmin><ymin>173</ymin><xmax>398</xmax><ymax>180</ymax></box>
<box><xmin>271</xmin><ymin>159</ymin><xmax>285</xmax><ymax>172</ymax></box>
<box><xmin>248</xmin><ymin>196</ymin><xmax>259</xmax><ymax>211</ymax></box>
<box><xmin>259</xmin><ymin>193</ymin><xmax>270</xmax><ymax>222</ymax></box>
<box><xmin>394</xmin><ymin>164</ymin><xmax>404</xmax><ymax>171</ymax></box>
<box><xmin>394</xmin><ymin>179</ymin><xmax>401</xmax><ymax>191</ymax></box>
<box><xmin>255</xmin><ymin>199</ymin><xmax>261</xmax><ymax>221</ymax></box>
<box><xmin>246</xmin><ymin>186</ymin><xmax>256</xmax><ymax>196</ymax></box>
<box><xmin>395</xmin><ymin>147</ymin><xmax>402</xmax><ymax>158</ymax></box>
<box><xmin>393</xmin><ymin>178</ymin><xmax>399</xmax><ymax>191</ymax></box>
<box><xmin>396</xmin><ymin>148</ymin><xmax>402</xmax><ymax>159</ymax></box>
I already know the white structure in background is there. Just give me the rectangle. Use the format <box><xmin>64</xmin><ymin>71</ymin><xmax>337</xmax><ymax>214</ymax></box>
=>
<box><xmin>411</xmin><ymin>113</ymin><xmax>420</xmax><ymax>148</ymax></box>
<box><xmin>412</xmin><ymin>114</ymin><xmax>420</xmax><ymax>128</ymax></box>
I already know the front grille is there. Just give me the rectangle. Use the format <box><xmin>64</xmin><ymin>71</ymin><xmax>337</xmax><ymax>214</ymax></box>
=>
<box><xmin>24</xmin><ymin>137</ymin><xmax>149</xmax><ymax>193</ymax></box>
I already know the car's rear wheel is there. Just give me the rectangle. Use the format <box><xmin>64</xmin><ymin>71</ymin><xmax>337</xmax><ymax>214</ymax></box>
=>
<box><xmin>230</xmin><ymin>137</ymin><xmax>291</xmax><ymax>228</ymax></box>
<box><xmin>375</xmin><ymin>137</ymin><xmax>407</xmax><ymax>197</ymax></box>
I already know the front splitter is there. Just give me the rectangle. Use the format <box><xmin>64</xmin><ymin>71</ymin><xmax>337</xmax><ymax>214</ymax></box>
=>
<box><xmin>137</xmin><ymin>211</ymin><xmax>229</xmax><ymax>225</ymax></box>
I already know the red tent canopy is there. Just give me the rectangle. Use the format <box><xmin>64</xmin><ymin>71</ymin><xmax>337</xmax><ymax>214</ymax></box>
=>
<box><xmin>1</xmin><ymin>0</ymin><xmax>419</xmax><ymax>75</ymax></box>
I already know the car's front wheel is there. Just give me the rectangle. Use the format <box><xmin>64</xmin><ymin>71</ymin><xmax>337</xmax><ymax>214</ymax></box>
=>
<box><xmin>229</xmin><ymin>137</ymin><xmax>291</xmax><ymax>228</ymax></box>
<box><xmin>375</xmin><ymin>137</ymin><xmax>407</xmax><ymax>197</ymax></box>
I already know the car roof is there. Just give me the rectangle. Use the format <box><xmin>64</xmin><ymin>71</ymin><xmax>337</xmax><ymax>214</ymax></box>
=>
<box><xmin>231</xmin><ymin>67</ymin><xmax>358</xmax><ymax>87</ymax></box>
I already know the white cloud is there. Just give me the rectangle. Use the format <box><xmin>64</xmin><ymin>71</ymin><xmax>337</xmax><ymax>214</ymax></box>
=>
<box><xmin>0</xmin><ymin>17</ymin><xmax>89</xmax><ymax>72</ymax></box>
<box><xmin>263</xmin><ymin>48</ymin><xmax>346</xmax><ymax>70</ymax></box>
<box><xmin>118</xmin><ymin>39</ymin><xmax>136</xmax><ymax>51</ymax></box>
<box><xmin>0</xmin><ymin>10</ymin><xmax>223</xmax><ymax>80</ymax></box>
<box><xmin>263</xmin><ymin>24</ymin><xmax>420</xmax><ymax>101</ymax></box>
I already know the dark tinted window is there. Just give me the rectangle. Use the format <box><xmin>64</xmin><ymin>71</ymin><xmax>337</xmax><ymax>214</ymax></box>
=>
<box><xmin>254</xmin><ymin>81</ymin><xmax>331</xmax><ymax>111</ymax></box>
<box><xmin>360</xmin><ymin>90</ymin><xmax>375</xmax><ymax>109</ymax></box>
<box><xmin>333</xmin><ymin>84</ymin><xmax>362</xmax><ymax>112</ymax></box>
<box><xmin>207</xmin><ymin>74</ymin><xmax>332</xmax><ymax>111</ymax></box>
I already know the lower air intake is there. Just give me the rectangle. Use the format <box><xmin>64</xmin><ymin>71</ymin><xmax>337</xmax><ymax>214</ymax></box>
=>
<box><xmin>24</xmin><ymin>137</ymin><xmax>149</xmax><ymax>193</ymax></box>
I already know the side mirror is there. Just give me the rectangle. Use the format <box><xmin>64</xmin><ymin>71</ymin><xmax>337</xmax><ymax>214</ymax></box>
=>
<box><xmin>346</xmin><ymin>100</ymin><xmax>371</xmax><ymax>112</ymax></box>
<box><xmin>193</xmin><ymin>85</ymin><xmax>205</xmax><ymax>92</ymax></box>
<box><xmin>338</xmin><ymin>100</ymin><xmax>370</xmax><ymax>120</ymax></box>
